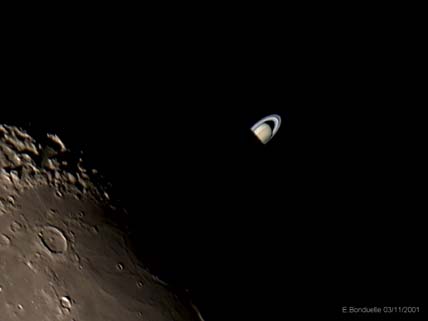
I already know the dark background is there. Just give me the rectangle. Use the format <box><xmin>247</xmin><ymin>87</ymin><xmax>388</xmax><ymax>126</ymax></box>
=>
<box><xmin>2</xmin><ymin>5</ymin><xmax>426</xmax><ymax>319</ymax></box>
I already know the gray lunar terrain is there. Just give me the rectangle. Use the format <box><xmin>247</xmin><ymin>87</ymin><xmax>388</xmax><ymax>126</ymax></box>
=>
<box><xmin>0</xmin><ymin>124</ymin><xmax>203</xmax><ymax>321</ymax></box>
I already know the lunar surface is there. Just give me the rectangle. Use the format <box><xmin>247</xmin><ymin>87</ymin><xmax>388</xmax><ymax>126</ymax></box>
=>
<box><xmin>0</xmin><ymin>124</ymin><xmax>203</xmax><ymax>321</ymax></box>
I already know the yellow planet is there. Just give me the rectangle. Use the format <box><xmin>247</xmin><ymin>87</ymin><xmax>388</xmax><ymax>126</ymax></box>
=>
<box><xmin>253</xmin><ymin>123</ymin><xmax>272</xmax><ymax>144</ymax></box>
<box><xmin>251</xmin><ymin>114</ymin><xmax>282</xmax><ymax>144</ymax></box>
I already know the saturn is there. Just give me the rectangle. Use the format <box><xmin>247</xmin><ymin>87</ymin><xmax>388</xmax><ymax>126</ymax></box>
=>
<box><xmin>251</xmin><ymin>114</ymin><xmax>282</xmax><ymax>144</ymax></box>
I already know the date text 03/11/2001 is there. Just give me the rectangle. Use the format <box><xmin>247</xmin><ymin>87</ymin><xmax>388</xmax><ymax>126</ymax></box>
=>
<box><xmin>342</xmin><ymin>306</ymin><xmax>421</xmax><ymax>314</ymax></box>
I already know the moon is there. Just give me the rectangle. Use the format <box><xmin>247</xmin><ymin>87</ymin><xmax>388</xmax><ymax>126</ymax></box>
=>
<box><xmin>0</xmin><ymin>124</ymin><xmax>203</xmax><ymax>321</ymax></box>
<box><xmin>251</xmin><ymin>114</ymin><xmax>282</xmax><ymax>144</ymax></box>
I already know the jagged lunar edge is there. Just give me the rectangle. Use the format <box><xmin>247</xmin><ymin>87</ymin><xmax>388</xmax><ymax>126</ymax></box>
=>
<box><xmin>0</xmin><ymin>124</ymin><xmax>105</xmax><ymax>202</ymax></box>
<box><xmin>0</xmin><ymin>124</ymin><xmax>205</xmax><ymax>321</ymax></box>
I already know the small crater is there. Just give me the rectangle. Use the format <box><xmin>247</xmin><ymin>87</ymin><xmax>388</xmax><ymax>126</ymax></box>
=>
<box><xmin>0</xmin><ymin>234</ymin><xmax>11</xmax><ymax>247</ymax></box>
<box><xmin>136</xmin><ymin>281</ymin><xmax>144</xmax><ymax>288</ymax></box>
<box><xmin>7</xmin><ymin>196</ymin><xmax>15</xmax><ymax>206</ymax></box>
<box><xmin>116</xmin><ymin>263</ymin><xmax>124</xmax><ymax>271</ymax></box>
<box><xmin>10</xmin><ymin>221</ymin><xmax>23</xmax><ymax>233</ymax></box>
<box><xmin>60</xmin><ymin>296</ymin><xmax>72</xmax><ymax>309</ymax></box>
<box><xmin>46</xmin><ymin>134</ymin><xmax>67</xmax><ymax>152</ymax></box>
<box><xmin>39</xmin><ymin>226</ymin><xmax>68</xmax><ymax>254</ymax></box>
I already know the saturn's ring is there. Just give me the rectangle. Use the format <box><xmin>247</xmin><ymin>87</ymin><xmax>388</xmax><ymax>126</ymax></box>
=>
<box><xmin>251</xmin><ymin>114</ymin><xmax>282</xmax><ymax>141</ymax></box>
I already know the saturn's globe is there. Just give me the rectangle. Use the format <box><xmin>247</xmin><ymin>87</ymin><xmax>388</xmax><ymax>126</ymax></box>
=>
<box><xmin>253</xmin><ymin>123</ymin><xmax>272</xmax><ymax>144</ymax></box>
<box><xmin>251</xmin><ymin>114</ymin><xmax>282</xmax><ymax>144</ymax></box>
